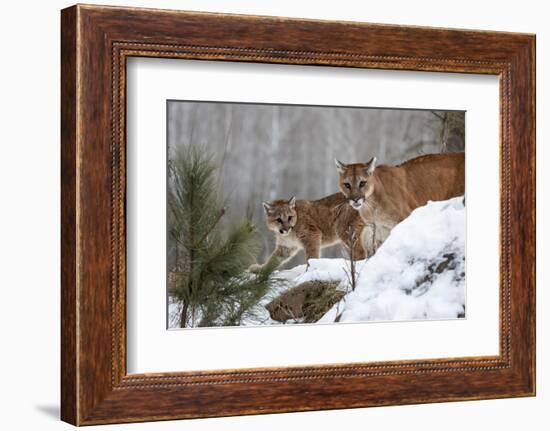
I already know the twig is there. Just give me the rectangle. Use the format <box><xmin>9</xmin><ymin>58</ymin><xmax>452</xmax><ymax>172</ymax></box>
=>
<box><xmin>342</xmin><ymin>226</ymin><xmax>360</xmax><ymax>292</ymax></box>
<box><xmin>431</xmin><ymin>111</ymin><xmax>445</xmax><ymax>121</ymax></box>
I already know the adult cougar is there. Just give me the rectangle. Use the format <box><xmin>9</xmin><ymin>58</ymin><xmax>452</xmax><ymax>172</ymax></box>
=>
<box><xmin>249</xmin><ymin>195</ymin><xmax>366</xmax><ymax>272</ymax></box>
<box><xmin>335</xmin><ymin>152</ymin><xmax>465</xmax><ymax>252</ymax></box>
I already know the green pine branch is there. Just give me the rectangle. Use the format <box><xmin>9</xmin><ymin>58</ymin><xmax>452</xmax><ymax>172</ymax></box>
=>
<box><xmin>168</xmin><ymin>144</ymin><xmax>277</xmax><ymax>328</ymax></box>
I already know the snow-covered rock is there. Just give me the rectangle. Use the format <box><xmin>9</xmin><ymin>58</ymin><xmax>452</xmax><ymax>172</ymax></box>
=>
<box><xmin>320</xmin><ymin>196</ymin><xmax>465</xmax><ymax>323</ymax></box>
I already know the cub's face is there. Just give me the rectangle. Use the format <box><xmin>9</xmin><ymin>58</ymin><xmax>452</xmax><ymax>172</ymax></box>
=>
<box><xmin>335</xmin><ymin>157</ymin><xmax>376</xmax><ymax>210</ymax></box>
<box><xmin>262</xmin><ymin>197</ymin><xmax>297</xmax><ymax>236</ymax></box>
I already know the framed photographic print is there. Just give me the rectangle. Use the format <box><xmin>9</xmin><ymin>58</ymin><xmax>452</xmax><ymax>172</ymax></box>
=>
<box><xmin>61</xmin><ymin>4</ymin><xmax>535</xmax><ymax>425</ymax></box>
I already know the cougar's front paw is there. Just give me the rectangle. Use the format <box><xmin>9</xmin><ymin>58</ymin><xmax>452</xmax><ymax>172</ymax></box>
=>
<box><xmin>248</xmin><ymin>263</ymin><xmax>263</xmax><ymax>273</ymax></box>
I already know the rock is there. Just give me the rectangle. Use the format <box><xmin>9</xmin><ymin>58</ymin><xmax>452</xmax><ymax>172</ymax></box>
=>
<box><xmin>266</xmin><ymin>280</ymin><xmax>345</xmax><ymax>323</ymax></box>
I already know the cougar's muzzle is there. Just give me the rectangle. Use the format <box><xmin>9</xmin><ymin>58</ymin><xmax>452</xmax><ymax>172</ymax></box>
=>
<box><xmin>279</xmin><ymin>226</ymin><xmax>292</xmax><ymax>235</ymax></box>
<box><xmin>349</xmin><ymin>197</ymin><xmax>365</xmax><ymax>210</ymax></box>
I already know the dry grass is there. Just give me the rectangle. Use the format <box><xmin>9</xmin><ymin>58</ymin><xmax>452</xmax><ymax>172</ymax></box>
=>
<box><xmin>266</xmin><ymin>280</ymin><xmax>345</xmax><ymax>323</ymax></box>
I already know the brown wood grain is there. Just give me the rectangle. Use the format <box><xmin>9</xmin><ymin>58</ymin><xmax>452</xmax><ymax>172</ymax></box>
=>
<box><xmin>60</xmin><ymin>5</ymin><xmax>78</xmax><ymax>425</ymax></box>
<box><xmin>60</xmin><ymin>4</ymin><xmax>535</xmax><ymax>425</ymax></box>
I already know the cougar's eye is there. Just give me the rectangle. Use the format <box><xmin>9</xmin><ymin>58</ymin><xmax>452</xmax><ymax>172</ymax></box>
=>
<box><xmin>344</xmin><ymin>183</ymin><xmax>351</xmax><ymax>190</ymax></box>
<box><xmin>359</xmin><ymin>181</ymin><xmax>367</xmax><ymax>188</ymax></box>
<box><xmin>276</xmin><ymin>217</ymin><xmax>283</xmax><ymax>224</ymax></box>
<box><xmin>288</xmin><ymin>216</ymin><xmax>292</xmax><ymax>222</ymax></box>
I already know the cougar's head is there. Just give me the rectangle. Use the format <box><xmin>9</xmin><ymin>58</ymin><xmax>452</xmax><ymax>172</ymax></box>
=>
<box><xmin>335</xmin><ymin>157</ymin><xmax>376</xmax><ymax>210</ymax></box>
<box><xmin>262</xmin><ymin>197</ymin><xmax>297</xmax><ymax>236</ymax></box>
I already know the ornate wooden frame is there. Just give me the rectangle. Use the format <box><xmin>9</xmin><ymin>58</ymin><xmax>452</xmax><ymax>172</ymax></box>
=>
<box><xmin>61</xmin><ymin>4</ymin><xmax>536</xmax><ymax>426</ymax></box>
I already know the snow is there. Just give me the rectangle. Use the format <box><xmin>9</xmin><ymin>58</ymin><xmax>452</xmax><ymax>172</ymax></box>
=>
<box><xmin>168</xmin><ymin>197</ymin><xmax>466</xmax><ymax>327</ymax></box>
<box><xmin>168</xmin><ymin>296</ymin><xmax>182</xmax><ymax>328</ymax></box>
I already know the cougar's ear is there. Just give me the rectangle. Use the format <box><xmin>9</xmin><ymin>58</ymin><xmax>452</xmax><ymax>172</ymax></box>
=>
<box><xmin>288</xmin><ymin>196</ymin><xmax>296</xmax><ymax>209</ymax></box>
<box><xmin>262</xmin><ymin>201</ymin><xmax>274</xmax><ymax>214</ymax></box>
<box><xmin>335</xmin><ymin>159</ymin><xmax>346</xmax><ymax>174</ymax></box>
<box><xmin>364</xmin><ymin>156</ymin><xmax>377</xmax><ymax>175</ymax></box>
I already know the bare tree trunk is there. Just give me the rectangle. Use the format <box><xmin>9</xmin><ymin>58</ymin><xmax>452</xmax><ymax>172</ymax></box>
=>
<box><xmin>432</xmin><ymin>111</ymin><xmax>450</xmax><ymax>152</ymax></box>
<box><xmin>217</xmin><ymin>105</ymin><xmax>233</xmax><ymax>187</ymax></box>
<box><xmin>180</xmin><ymin>302</ymin><xmax>188</xmax><ymax>328</ymax></box>
<box><xmin>269</xmin><ymin>106</ymin><xmax>280</xmax><ymax>201</ymax></box>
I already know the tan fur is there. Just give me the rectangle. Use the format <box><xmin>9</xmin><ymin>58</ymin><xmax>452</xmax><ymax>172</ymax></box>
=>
<box><xmin>336</xmin><ymin>152</ymin><xmax>465</xmax><ymax>252</ymax></box>
<box><xmin>249</xmin><ymin>194</ymin><xmax>366</xmax><ymax>272</ymax></box>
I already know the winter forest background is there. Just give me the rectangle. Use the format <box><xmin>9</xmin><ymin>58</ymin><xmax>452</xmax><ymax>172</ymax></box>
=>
<box><xmin>167</xmin><ymin>101</ymin><xmax>465</xmax><ymax>266</ymax></box>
